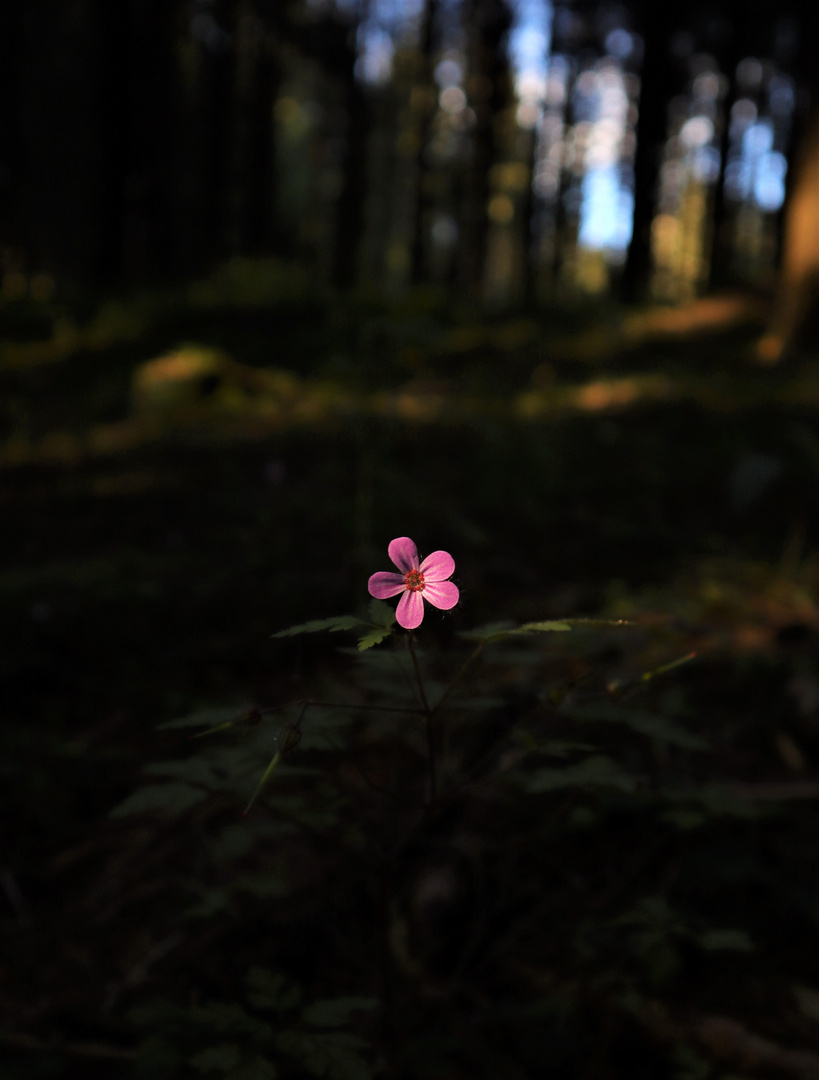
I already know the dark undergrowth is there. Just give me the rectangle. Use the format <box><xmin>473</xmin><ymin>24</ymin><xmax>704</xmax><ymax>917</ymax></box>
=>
<box><xmin>3</xmin><ymin>272</ymin><xmax>819</xmax><ymax>1080</ymax></box>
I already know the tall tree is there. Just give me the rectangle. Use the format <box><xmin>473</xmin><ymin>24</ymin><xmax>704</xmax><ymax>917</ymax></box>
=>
<box><xmin>456</xmin><ymin>0</ymin><xmax>514</xmax><ymax>297</ymax></box>
<box><xmin>228</xmin><ymin>0</ymin><xmax>281</xmax><ymax>258</ymax></box>
<box><xmin>120</xmin><ymin>0</ymin><xmax>182</xmax><ymax>283</ymax></box>
<box><xmin>620</xmin><ymin>2</ymin><xmax>681</xmax><ymax>302</ymax></box>
<box><xmin>759</xmin><ymin>4</ymin><xmax>819</xmax><ymax>358</ymax></box>
<box><xmin>409</xmin><ymin>0</ymin><xmax>441</xmax><ymax>286</ymax></box>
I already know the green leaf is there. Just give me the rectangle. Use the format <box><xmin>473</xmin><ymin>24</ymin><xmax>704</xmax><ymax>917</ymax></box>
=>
<box><xmin>666</xmin><ymin>784</ymin><xmax>764</xmax><ymax>820</ymax></box>
<box><xmin>110</xmin><ymin>782</ymin><xmax>207</xmax><ymax>817</ymax></box>
<box><xmin>357</xmin><ymin>627</ymin><xmax>392</xmax><ymax>651</ymax></box>
<box><xmin>696</xmin><ymin>929</ymin><xmax>754</xmax><ymax>952</ymax></box>
<box><xmin>521</xmin><ymin>755</ymin><xmax>638</xmax><ymax>795</ymax></box>
<box><xmin>461</xmin><ymin>620</ymin><xmax>571</xmax><ymax>642</ymax></box>
<box><xmin>237</xmin><ymin>871</ymin><xmax>290</xmax><ymax>900</ymax></box>
<box><xmin>518</xmin><ymin>733</ymin><xmax>597</xmax><ymax>758</ymax></box>
<box><xmin>302</xmin><ymin>998</ymin><xmax>378</xmax><ymax>1028</ymax></box>
<box><xmin>229</xmin><ymin>1057</ymin><xmax>278</xmax><ymax>1080</ymax></box>
<box><xmin>158</xmin><ymin>706</ymin><xmax>241</xmax><ymax>731</ymax></box>
<box><xmin>275</xmin><ymin>1031</ymin><xmax>371</xmax><ymax>1080</ymax></box>
<box><xmin>188</xmin><ymin>1002</ymin><xmax>269</xmax><ymax>1037</ymax></box>
<box><xmin>519</xmin><ymin>620</ymin><xmax>573</xmax><ymax>633</ymax></box>
<box><xmin>367</xmin><ymin>599</ymin><xmax>396</xmax><ymax>629</ymax></box>
<box><xmin>189</xmin><ymin>1043</ymin><xmax>242</xmax><ymax>1073</ymax></box>
<box><xmin>558</xmin><ymin>618</ymin><xmax>632</xmax><ymax>628</ymax></box>
<box><xmin>273</xmin><ymin>616</ymin><xmax>364</xmax><ymax>639</ymax></box>
<box><xmin>245</xmin><ymin>968</ymin><xmax>302</xmax><ymax>1014</ymax></box>
<box><xmin>243</xmin><ymin>752</ymin><xmax>282</xmax><ymax>816</ymax></box>
<box><xmin>566</xmin><ymin>704</ymin><xmax>708</xmax><ymax>751</ymax></box>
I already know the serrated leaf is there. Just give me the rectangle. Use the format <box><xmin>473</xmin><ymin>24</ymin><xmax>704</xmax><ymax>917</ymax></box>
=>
<box><xmin>228</xmin><ymin>1058</ymin><xmax>278</xmax><ymax>1080</ymax></box>
<box><xmin>367</xmin><ymin>599</ymin><xmax>396</xmax><ymax>629</ymax></box>
<box><xmin>461</xmin><ymin>620</ymin><xmax>571</xmax><ymax>642</ymax></box>
<box><xmin>189</xmin><ymin>1043</ymin><xmax>242</xmax><ymax>1073</ymax></box>
<box><xmin>567</xmin><ymin>704</ymin><xmax>708</xmax><ymax>751</ymax></box>
<box><xmin>275</xmin><ymin>1031</ymin><xmax>371</xmax><ymax>1080</ymax></box>
<box><xmin>109</xmin><ymin>782</ymin><xmax>207</xmax><ymax>817</ymax></box>
<box><xmin>273</xmin><ymin>616</ymin><xmax>364</xmax><ymax>639</ymax></box>
<box><xmin>357</xmin><ymin>628</ymin><xmax>392</xmax><ymax>651</ymax></box>
<box><xmin>667</xmin><ymin>784</ymin><xmax>764</xmax><ymax>820</ymax></box>
<box><xmin>302</xmin><ymin>998</ymin><xmax>378</xmax><ymax>1028</ymax></box>
<box><xmin>521</xmin><ymin>755</ymin><xmax>638</xmax><ymax>795</ymax></box>
<box><xmin>158</xmin><ymin>706</ymin><xmax>241</xmax><ymax>731</ymax></box>
<box><xmin>188</xmin><ymin>1002</ymin><xmax>269</xmax><ymax>1037</ymax></box>
<box><xmin>518</xmin><ymin>733</ymin><xmax>597</xmax><ymax>758</ymax></box>
<box><xmin>245</xmin><ymin>969</ymin><xmax>302</xmax><ymax>1014</ymax></box>
<box><xmin>237</xmin><ymin>871</ymin><xmax>290</xmax><ymax>899</ymax></box>
<box><xmin>558</xmin><ymin>618</ymin><xmax>631</xmax><ymax>628</ymax></box>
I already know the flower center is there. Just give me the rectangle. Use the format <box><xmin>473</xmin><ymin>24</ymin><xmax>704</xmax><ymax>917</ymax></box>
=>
<box><xmin>404</xmin><ymin>568</ymin><xmax>425</xmax><ymax>592</ymax></box>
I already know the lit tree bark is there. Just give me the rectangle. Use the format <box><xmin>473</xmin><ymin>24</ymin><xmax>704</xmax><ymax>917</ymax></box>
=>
<box><xmin>759</xmin><ymin>100</ymin><xmax>819</xmax><ymax>358</ymax></box>
<box><xmin>758</xmin><ymin>7</ymin><xmax>819</xmax><ymax>359</ymax></box>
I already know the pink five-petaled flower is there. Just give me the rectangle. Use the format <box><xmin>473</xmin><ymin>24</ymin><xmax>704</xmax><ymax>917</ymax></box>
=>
<box><xmin>368</xmin><ymin>537</ymin><xmax>459</xmax><ymax>630</ymax></box>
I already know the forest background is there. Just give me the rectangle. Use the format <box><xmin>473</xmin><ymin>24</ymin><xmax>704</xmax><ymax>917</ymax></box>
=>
<box><xmin>5</xmin><ymin>1</ymin><xmax>819</xmax><ymax>1078</ymax></box>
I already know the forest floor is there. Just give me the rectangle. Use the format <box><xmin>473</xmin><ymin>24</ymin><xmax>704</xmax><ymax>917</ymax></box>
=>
<box><xmin>3</xmin><ymin>266</ymin><xmax>819</xmax><ymax>1080</ymax></box>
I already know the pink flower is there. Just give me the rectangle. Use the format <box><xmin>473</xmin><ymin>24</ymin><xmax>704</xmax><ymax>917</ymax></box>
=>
<box><xmin>368</xmin><ymin>537</ymin><xmax>459</xmax><ymax>630</ymax></box>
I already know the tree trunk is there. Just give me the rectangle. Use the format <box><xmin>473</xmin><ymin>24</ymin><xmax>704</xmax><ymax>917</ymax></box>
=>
<box><xmin>758</xmin><ymin>6</ymin><xmax>819</xmax><ymax>359</ymax></box>
<box><xmin>456</xmin><ymin>0</ymin><xmax>513</xmax><ymax>297</ymax></box>
<box><xmin>620</xmin><ymin>4</ymin><xmax>680</xmax><ymax>303</ymax></box>
<box><xmin>332</xmin><ymin>25</ymin><xmax>369</xmax><ymax>289</ymax></box>
<box><xmin>409</xmin><ymin>0</ymin><xmax>439</xmax><ymax>287</ymax></box>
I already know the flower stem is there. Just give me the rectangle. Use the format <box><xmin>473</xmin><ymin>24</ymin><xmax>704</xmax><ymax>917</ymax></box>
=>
<box><xmin>432</xmin><ymin>641</ymin><xmax>485</xmax><ymax>715</ymax></box>
<box><xmin>408</xmin><ymin>631</ymin><xmax>436</xmax><ymax>803</ymax></box>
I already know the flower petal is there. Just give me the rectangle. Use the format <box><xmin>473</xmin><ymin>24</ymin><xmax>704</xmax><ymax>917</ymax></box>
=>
<box><xmin>368</xmin><ymin>572</ymin><xmax>406</xmax><ymax>599</ymax></box>
<box><xmin>422</xmin><ymin>580</ymin><xmax>459</xmax><ymax>611</ymax></box>
<box><xmin>420</xmin><ymin>549</ymin><xmax>455</xmax><ymax>582</ymax></box>
<box><xmin>388</xmin><ymin>537</ymin><xmax>419</xmax><ymax>573</ymax></box>
<box><xmin>396</xmin><ymin>589</ymin><xmax>425</xmax><ymax>629</ymax></box>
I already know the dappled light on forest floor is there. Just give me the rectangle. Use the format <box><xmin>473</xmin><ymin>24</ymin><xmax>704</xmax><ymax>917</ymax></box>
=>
<box><xmin>621</xmin><ymin>294</ymin><xmax>764</xmax><ymax>340</ymax></box>
<box><xmin>606</xmin><ymin>553</ymin><xmax>819</xmax><ymax>659</ymax></box>
<box><xmin>3</xmin><ymin>324</ymin><xmax>819</xmax><ymax>469</ymax></box>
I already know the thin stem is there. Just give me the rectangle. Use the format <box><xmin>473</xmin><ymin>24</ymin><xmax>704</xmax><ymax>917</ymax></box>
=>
<box><xmin>425</xmin><ymin>713</ymin><xmax>437</xmax><ymax>802</ymax></box>
<box><xmin>261</xmin><ymin>699</ymin><xmax>424</xmax><ymax>716</ymax></box>
<box><xmin>407</xmin><ymin>633</ymin><xmax>431</xmax><ymax>715</ymax></box>
<box><xmin>432</xmin><ymin>641</ymin><xmax>485</xmax><ymax>714</ymax></box>
<box><xmin>408</xmin><ymin>631</ymin><xmax>436</xmax><ymax>803</ymax></box>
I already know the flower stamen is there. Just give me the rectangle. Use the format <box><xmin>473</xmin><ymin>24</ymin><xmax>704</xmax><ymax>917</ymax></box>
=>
<box><xmin>404</xmin><ymin>568</ymin><xmax>425</xmax><ymax>592</ymax></box>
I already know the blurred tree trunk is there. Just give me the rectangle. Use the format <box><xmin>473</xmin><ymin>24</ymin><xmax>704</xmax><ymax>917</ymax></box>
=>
<box><xmin>707</xmin><ymin>3</ymin><xmax>771</xmax><ymax>290</ymax></box>
<box><xmin>457</xmin><ymin>0</ymin><xmax>513</xmax><ymax>297</ymax></box>
<box><xmin>15</xmin><ymin>0</ymin><xmax>124</xmax><ymax>287</ymax></box>
<box><xmin>331</xmin><ymin>20</ymin><xmax>368</xmax><ymax>289</ymax></box>
<box><xmin>0</xmin><ymin>3</ymin><xmax>23</xmax><ymax>261</ymax></box>
<box><xmin>707</xmin><ymin>35</ymin><xmax>743</xmax><ymax>291</ymax></box>
<box><xmin>759</xmin><ymin>97</ymin><xmax>819</xmax><ymax>359</ymax></box>
<box><xmin>620</xmin><ymin>4</ymin><xmax>679</xmax><ymax>303</ymax></box>
<box><xmin>759</xmin><ymin>8</ymin><xmax>819</xmax><ymax>359</ymax></box>
<box><xmin>231</xmin><ymin>1</ymin><xmax>281</xmax><ymax>257</ymax></box>
<box><xmin>521</xmin><ymin>120</ymin><xmax>539</xmax><ymax>306</ymax></box>
<box><xmin>410</xmin><ymin>0</ymin><xmax>440</xmax><ymax>286</ymax></box>
<box><xmin>123</xmin><ymin>0</ymin><xmax>181</xmax><ymax>283</ymax></box>
<box><xmin>174</xmin><ymin>0</ymin><xmax>236</xmax><ymax>276</ymax></box>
